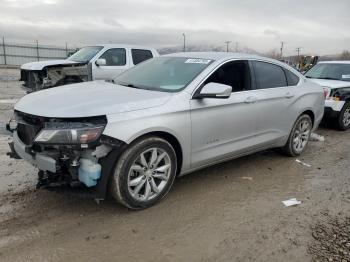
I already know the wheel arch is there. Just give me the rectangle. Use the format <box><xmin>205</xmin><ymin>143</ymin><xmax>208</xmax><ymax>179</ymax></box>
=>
<box><xmin>300</xmin><ymin>109</ymin><xmax>315</xmax><ymax>127</ymax></box>
<box><xmin>129</xmin><ymin>131</ymin><xmax>183</xmax><ymax>176</ymax></box>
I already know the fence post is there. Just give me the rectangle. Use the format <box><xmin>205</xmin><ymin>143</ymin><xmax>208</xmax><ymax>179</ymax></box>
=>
<box><xmin>65</xmin><ymin>42</ymin><xmax>68</xmax><ymax>57</ymax></box>
<box><xmin>36</xmin><ymin>40</ymin><xmax>39</xmax><ymax>61</ymax></box>
<box><xmin>2</xmin><ymin>36</ymin><xmax>6</xmax><ymax>65</ymax></box>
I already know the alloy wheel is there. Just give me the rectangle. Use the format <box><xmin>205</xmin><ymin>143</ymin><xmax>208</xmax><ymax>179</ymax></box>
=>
<box><xmin>342</xmin><ymin>107</ymin><xmax>350</xmax><ymax>127</ymax></box>
<box><xmin>292</xmin><ymin>119</ymin><xmax>311</xmax><ymax>153</ymax></box>
<box><xmin>127</xmin><ymin>147</ymin><xmax>171</xmax><ymax>202</ymax></box>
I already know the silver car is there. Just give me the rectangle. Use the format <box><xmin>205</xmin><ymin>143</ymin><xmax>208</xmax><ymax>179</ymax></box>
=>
<box><xmin>8</xmin><ymin>52</ymin><xmax>324</xmax><ymax>209</ymax></box>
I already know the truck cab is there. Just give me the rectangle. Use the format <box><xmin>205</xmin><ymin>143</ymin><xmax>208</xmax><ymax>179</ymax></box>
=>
<box><xmin>20</xmin><ymin>44</ymin><xmax>159</xmax><ymax>92</ymax></box>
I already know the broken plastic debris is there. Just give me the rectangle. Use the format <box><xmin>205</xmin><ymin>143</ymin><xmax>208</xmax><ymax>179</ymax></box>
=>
<box><xmin>240</xmin><ymin>176</ymin><xmax>253</xmax><ymax>181</ymax></box>
<box><xmin>309</xmin><ymin>133</ymin><xmax>325</xmax><ymax>142</ymax></box>
<box><xmin>295</xmin><ymin>159</ymin><xmax>311</xmax><ymax>167</ymax></box>
<box><xmin>282</xmin><ymin>198</ymin><xmax>302</xmax><ymax>207</ymax></box>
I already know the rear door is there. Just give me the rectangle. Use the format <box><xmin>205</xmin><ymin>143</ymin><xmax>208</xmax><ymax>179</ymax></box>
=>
<box><xmin>250</xmin><ymin>60</ymin><xmax>299</xmax><ymax>145</ymax></box>
<box><xmin>92</xmin><ymin>48</ymin><xmax>129</xmax><ymax>80</ymax></box>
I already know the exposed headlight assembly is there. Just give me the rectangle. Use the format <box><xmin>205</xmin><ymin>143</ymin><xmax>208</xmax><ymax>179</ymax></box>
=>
<box><xmin>34</xmin><ymin>122</ymin><xmax>105</xmax><ymax>145</ymax></box>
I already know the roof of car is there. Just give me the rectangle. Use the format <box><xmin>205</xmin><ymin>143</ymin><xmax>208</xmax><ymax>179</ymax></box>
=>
<box><xmin>164</xmin><ymin>52</ymin><xmax>263</xmax><ymax>61</ymax></box>
<box><xmin>88</xmin><ymin>44</ymin><xmax>157</xmax><ymax>50</ymax></box>
<box><xmin>319</xmin><ymin>60</ymin><xmax>350</xmax><ymax>64</ymax></box>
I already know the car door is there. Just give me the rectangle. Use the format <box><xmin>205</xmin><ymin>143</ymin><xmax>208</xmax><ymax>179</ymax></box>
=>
<box><xmin>249</xmin><ymin>60</ymin><xmax>298</xmax><ymax>145</ymax></box>
<box><xmin>190</xmin><ymin>60</ymin><xmax>260</xmax><ymax>168</ymax></box>
<box><xmin>92</xmin><ymin>48</ymin><xmax>129</xmax><ymax>80</ymax></box>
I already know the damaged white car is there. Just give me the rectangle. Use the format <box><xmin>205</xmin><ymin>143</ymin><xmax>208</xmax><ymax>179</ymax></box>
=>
<box><xmin>305</xmin><ymin>61</ymin><xmax>350</xmax><ymax>130</ymax></box>
<box><xmin>20</xmin><ymin>44</ymin><xmax>158</xmax><ymax>92</ymax></box>
<box><xmin>8</xmin><ymin>53</ymin><xmax>324</xmax><ymax>209</ymax></box>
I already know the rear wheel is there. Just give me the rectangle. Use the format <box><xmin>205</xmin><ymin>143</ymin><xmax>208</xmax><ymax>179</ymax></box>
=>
<box><xmin>282</xmin><ymin>114</ymin><xmax>312</xmax><ymax>156</ymax></box>
<box><xmin>109</xmin><ymin>137</ymin><xmax>177</xmax><ymax>209</ymax></box>
<box><xmin>336</xmin><ymin>102</ymin><xmax>350</xmax><ymax>131</ymax></box>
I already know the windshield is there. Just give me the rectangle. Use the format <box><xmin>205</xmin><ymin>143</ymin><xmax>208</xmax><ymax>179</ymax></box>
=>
<box><xmin>68</xmin><ymin>46</ymin><xmax>103</xmax><ymax>63</ymax></box>
<box><xmin>305</xmin><ymin>63</ymin><xmax>350</xmax><ymax>82</ymax></box>
<box><xmin>113</xmin><ymin>57</ymin><xmax>213</xmax><ymax>92</ymax></box>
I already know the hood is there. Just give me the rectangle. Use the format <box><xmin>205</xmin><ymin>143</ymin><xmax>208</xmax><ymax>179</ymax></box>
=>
<box><xmin>308</xmin><ymin>78</ymin><xmax>350</xmax><ymax>89</ymax></box>
<box><xmin>15</xmin><ymin>81</ymin><xmax>172</xmax><ymax>118</ymax></box>
<box><xmin>20</xmin><ymin>60</ymin><xmax>78</xmax><ymax>70</ymax></box>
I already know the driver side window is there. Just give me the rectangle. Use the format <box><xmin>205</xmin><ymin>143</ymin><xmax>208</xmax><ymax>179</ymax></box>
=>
<box><xmin>203</xmin><ymin>60</ymin><xmax>251</xmax><ymax>92</ymax></box>
<box><xmin>99</xmin><ymin>48</ymin><xmax>126</xmax><ymax>66</ymax></box>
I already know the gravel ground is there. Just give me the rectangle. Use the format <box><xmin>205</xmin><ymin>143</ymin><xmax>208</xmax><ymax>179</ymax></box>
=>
<box><xmin>309</xmin><ymin>216</ymin><xmax>350</xmax><ymax>261</ymax></box>
<box><xmin>0</xmin><ymin>68</ymin><xmax>349</xmax><ymax>262</ymax></box>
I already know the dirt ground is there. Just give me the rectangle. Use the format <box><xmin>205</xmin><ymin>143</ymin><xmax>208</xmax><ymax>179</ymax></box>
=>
<box><xmin>0</xmin><ymin>68</ymin><xmax>349</xmax><ymax>262</ymax></box>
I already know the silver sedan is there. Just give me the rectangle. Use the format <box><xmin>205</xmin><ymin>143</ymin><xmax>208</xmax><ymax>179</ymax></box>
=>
<box><xmin>10</xmin><ymin>52</ymin><xmax>325</xmax><ymax>209</ymax></box>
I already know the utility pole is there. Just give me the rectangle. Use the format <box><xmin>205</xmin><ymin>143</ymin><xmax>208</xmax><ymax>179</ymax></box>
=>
<box><xmin>224</xmin><ymin>41</ymin><xmax>231</xmax><ymax>52</ymax></box>
<box><xmin>296</xmin><ymin>47</ymin><xmax>302</xmax><ymax>63</ymax></box>
<box><xmin>35</xmin><ymin>40</ymin><xmax>39</xmax><ymax>61</ymax></box>
<box><xmin>235</xmin><ymin>42</ymin><xmax>239</xmax><ymax>52</ymax></box>
<box><xmin>296</xmin><ymin>47</ymin><xmax>302</xmax><ymax>70</ymax></box>
<box><xmin>2</xmin><ymin>36</ymin><xmax>6</xmax><ymax>65</ymax></box>
<box><xmin>280</xmin><ymin>41</ymin><xmax>284</xmax><ymax>59</ymax></box>
<box><xmin>182</xmin><ymin>33</ymin><xmax>186</xmax><ymax>52</ymax></box>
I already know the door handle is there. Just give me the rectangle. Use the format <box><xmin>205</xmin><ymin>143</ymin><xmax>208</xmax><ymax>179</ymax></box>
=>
<box><xmin>285</xmin><ymin>92</ymin><xmax>294</xmax><ymax>99</ymax></box>
<box><xmin>244</xmin><ymin>96</ymin><xmax>257</xmax><ymax>103</ymax></box>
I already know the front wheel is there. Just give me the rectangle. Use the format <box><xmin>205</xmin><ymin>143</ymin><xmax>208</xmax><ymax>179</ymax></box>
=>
<box><xmin>282</xmin><ymin>114</ymin><xmax>312</xmax><ymax>157</ymax></box>
<box><xmin>337</xmin><ymin>102</ymin><xmax>350</xmax><ymax>131</ymax></box>
<box><xmin>109</xmin><ymin>136</ymin><xmax>177</xmax><ymax>209</ymax></box>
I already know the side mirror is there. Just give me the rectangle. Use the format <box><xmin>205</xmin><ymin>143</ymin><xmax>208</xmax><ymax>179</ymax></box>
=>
<box><xmin>95</xmin><ymin>58</ymin><xmax>106</xmax><ymax>66</ymax></box>
<box><xmin>196</xmin><ymin>83</ymin><xmax>232</xmax><ymax>99</ymax></box>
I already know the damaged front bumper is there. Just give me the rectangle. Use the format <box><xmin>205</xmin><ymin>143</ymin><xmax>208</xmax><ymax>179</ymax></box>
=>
<box><xmin>7</xmin><ymin>113</ymin><xmax>127</xmax><ymax>200</ymax></box>
<box><xmin>11</xmin><ymin>131</ymin><xmax>57</xmax><ymax>172</ymax></box>
<box><xmin>323</xmin><ymin>100</ymin><xmax>345</xmax><ymax>119</ymax></box>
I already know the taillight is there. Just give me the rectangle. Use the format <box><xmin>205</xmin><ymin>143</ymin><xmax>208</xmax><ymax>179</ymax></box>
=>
<box><xmin>323</xmin><ymin>88</ymin><xmax>329</xmax><ymax>99</ymax></box>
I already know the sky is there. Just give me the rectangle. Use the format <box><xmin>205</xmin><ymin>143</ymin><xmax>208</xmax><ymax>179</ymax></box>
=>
<box><xmin>0</xmin><ymin>0</ymin><xmax>349</xmax><ymax>55</ymax></box>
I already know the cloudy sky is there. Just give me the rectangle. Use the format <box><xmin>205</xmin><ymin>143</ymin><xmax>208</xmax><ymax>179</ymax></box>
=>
<box><xmin>0</xmin><ymin>0</ymin><xmax>349</xmax><ymax>55</ymax></box>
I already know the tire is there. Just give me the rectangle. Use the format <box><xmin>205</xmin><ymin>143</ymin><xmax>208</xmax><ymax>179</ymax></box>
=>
<box><xmin>282</xmin><ymin>114</ymin><xmax>312</xmax><ymax>157</ymax></box>
<box><xmin>109</xmin><ymin>136</ymin><xmax>177</xmax><ymax>209</ymax></box>
<box><xmin>336</xmin><ymin>102</ymin><xmax>350</xmax><ymax>131</ymax></box>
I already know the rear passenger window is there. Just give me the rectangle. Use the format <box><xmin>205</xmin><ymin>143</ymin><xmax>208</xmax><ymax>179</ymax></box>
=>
<box><xmin>132</xmin><ymin>49</ymin><xmax>153</xmax><ymax>65</ymax></box>
<box><xmin>284</xmin><ymin>69</ymin><xmax>300</xmax><ymax>86</ymax></box>
<box><xmin>253</xmin><ymin>61</ymin><xmax>287</xmax><ymax>89</ymax></box>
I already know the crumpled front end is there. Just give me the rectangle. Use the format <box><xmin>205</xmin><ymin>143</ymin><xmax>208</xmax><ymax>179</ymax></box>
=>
<box><xmin>20</xmin><ymin>69</ymin><xmax>44</xmax><ymax>93</ymax></box>
<box><xmin>20</xmin><ymin>63</ymin><xmax>92</xmax><ymax>93</ymax></box>
<box><xmin>7</xmin><ymin>111</ymin><xmax>126</xmax><ymax>200</ymax></box>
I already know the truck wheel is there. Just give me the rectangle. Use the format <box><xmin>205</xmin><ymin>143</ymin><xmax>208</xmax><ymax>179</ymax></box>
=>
<box><xmin>337</xmin><ymin>102</ymin><xmax>350</xmax><ymax>131</ymax></box>
<box><xmin>109</xmin><ymin>137</ymin><xmax>177</xmax><ymax>209</ymax></box>
<box><xmin>282</xmin><ymin>114</ymin><xmax>312</xmax><ymax>157</ymax></box>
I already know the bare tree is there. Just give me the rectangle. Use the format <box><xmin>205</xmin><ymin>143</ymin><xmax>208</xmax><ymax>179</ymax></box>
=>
<box><xmin>340</xmin><ymin>50</ymin><xmax>350</xmax><ymax>60</ymax></box>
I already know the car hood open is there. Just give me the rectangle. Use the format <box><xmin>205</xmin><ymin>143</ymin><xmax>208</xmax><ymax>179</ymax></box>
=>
<box><xmin>20</xmin><ymin>60</ymin><xmax>79</xmax><ymax>71</ymax></box>
<box><xmin>15</xmin><ymin>81</ymin><xmax>172</xmax><ymax>118</ymax></box>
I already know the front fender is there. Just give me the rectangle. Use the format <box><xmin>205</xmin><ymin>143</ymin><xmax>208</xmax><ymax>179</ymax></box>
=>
<box><xmin>103</xmin><ymin>106</ymin><xmax>192</xmax><ymax>173</ymax></box>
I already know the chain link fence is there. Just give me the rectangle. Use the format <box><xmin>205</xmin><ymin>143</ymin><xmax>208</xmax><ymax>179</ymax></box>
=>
<box><xmin>0</xmin><ymin>37</ymin><xmax>78</xmax><ymax>66</ymax></box>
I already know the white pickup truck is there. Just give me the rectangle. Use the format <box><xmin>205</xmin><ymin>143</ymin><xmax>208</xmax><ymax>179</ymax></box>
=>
<box><xmin>305</xmin><ymin>61</ymin><xmax>350</xmax><ymax>130</ymax></box>
<box><xmin>20</xmin><ymin>44</ymin><xmax>159</xmax><ymax>92</ymax></box>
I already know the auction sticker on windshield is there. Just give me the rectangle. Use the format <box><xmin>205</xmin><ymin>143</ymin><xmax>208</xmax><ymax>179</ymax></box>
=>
<box><xmin>185</xmin><ymin>59</ymin><xmax>212</xmax><ymax>64</ymax></box>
